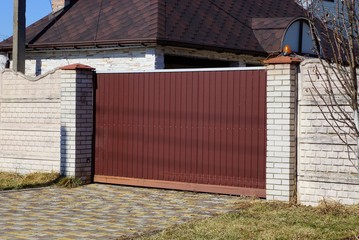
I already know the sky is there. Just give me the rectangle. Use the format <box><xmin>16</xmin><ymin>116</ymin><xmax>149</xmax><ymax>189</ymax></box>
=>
<box><xmin>0</xmin><ymin>0</ymin><xmax>52</xmax><ymax>41</ymax></box>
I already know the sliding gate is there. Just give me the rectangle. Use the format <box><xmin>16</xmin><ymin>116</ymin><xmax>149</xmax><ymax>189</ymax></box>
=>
<box><xmin>94</xmin><ymin>68</ymin><xmax>266</xmax><ymax>197</ymax></box>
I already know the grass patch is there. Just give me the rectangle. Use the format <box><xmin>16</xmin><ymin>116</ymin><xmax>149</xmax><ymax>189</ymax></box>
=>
<box><xmin>139</xmin><ymin>199</ymin><xmax>359</xmax><ymax>240</ymax></box>
<box><xmin>0</xmin><ymin>172</ymin><xmax>84</xmax><ymax>190</ymax></box>
<box><xmin>0</xmin><ymin>172</ymin><xmax>61</xmax><ymax>190</ymax></box>
<box><xmin>56</xmin><ymin>176</ymin><xmax>84</xmax><ymax>188</ymax></box>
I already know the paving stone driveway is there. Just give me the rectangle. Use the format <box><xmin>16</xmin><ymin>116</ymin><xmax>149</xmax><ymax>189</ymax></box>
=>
<box><xmin>0</xmin><ymin>184</ymin><xmax>240</xmax><ymax>239</ymax></box>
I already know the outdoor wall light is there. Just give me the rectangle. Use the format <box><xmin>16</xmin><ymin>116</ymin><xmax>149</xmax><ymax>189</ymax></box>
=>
<box><xmin>282</xmin><ymin>45</ymin><xmax>292</xmax><ymax>56</ymax></box>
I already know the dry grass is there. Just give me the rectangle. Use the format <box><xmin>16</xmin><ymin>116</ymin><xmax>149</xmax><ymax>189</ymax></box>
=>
<box><xmin>0</xmin><ymin>172</ymin><xmax>61</xmax><ymax>190</ymax></box>
<box><xmin>0</xmin><ymin>172</ymin><xmax>83</xmax><ymax>190</ymax></box>
<box><xmin>56</xmin><ymin>176</ymin><xmax>84</xmax><ymax>188</ymax></box>
<box><xmin>139</xmin><ymin>199</ymin><xmax>359</xmax><ymax>240</ymax></box>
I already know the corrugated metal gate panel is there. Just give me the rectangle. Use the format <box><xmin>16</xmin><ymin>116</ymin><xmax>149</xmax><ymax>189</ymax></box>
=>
<box><xmin>95</xmin><ymin>70</ymin><xmax>266</xmax><ymax>197</ymax></box>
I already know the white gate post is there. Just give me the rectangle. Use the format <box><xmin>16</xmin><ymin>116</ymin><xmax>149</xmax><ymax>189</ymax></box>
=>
<box><xmin>264</xmin><ymin>56</ymin><xmax>301</xmax><ymax>202</ymax></box>
<box><xmin>60</xmin><ymin>63</ymin><xmax>95</xmax><ymax>182</ymax></box>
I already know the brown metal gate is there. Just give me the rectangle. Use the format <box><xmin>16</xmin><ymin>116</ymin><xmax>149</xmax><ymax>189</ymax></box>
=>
<box><xmin>94</xmin><ymin>69</ymin><xmax>266</xmax><ymax>197</ymax></box>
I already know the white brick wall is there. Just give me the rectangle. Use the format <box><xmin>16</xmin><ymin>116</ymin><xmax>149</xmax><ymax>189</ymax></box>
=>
<box><xmin>19</xmin><ymin>46</ymin><xmax>265</xmax><ymax>77</ymax></box>
<box><xmin>60</xmin><ymin>67</ymin><xmax>93</xmax><ymax>181</ymax></box>
<box><xmin>0</xmin><ymin>66</ymin><xmax>94</xmax><ymax>180</ymax></box>
<box><xmin>0</xmin><ymin>69</ymin><xmax>61</xmax><ymax>173</ymax></box>
<box><xmin>0</xmin><ymin>54</ymin><xmax>8</xmax><ymax>70</ymax></box>
<box><xmin>266</xmin><ymin>63</ymin><xmax>298</xmax><ymax>201</ymax></box>
<box><xmin>297</xmin><ymin>59</ymin><xmax>359</xmax><ymax>206</ymax></box>
<box><xmin>23</xmin><ymin>47</ymin><xmax>159</xmax><ymax>76</ymax></box>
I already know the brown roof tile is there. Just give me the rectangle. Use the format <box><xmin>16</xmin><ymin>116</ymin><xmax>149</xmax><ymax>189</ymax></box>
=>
<box><xmin>252</xmin><ymin>17</ymin><xmax>300</xmax><ymax>52</ymax></box>
<box><xmin>0</xmin><ymin>0</ymin><xmax>306</xmax><ymax>55</ymax></box>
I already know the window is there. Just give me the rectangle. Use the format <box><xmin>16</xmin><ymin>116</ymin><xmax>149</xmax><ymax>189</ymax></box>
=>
<box><xmin>282</xmin><ymin>20</ymin><xmax>318</xmax><ymax>55</ymax></box>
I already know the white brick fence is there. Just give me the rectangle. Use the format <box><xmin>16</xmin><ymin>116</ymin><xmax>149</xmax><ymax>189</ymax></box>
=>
<box><xmin>265</xmin><ymin>57</ymin><xmax>359</xmax><ymax>205</ymax></box>
<box><xmin>0</xmin><ymin>64</ymin><xmax>94</xmax><ymax>182</ymax></box>
<box><xmin>1</xmin><ymin>58</ymin><xmax>358</xmax><ymax>205</ymax></box>
<box><xmin>264</xmin><ymin>57</ymin><xmax>300</xmax><ymax>202</ymax></box>
<box><xmin>296</xmin><ymin>59</ymin><xmax>359</xmax><ymax>205</ymax></box>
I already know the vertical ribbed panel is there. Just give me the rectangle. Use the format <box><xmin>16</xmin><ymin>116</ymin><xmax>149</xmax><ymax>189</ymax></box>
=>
<box><xmin>95</xmin><ymin>70</ymin><xmax>266</xmax><ymax>190</ymax></box>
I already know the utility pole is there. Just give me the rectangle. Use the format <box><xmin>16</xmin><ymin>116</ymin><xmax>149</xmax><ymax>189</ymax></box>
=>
<box><xmin>13</xmin><ymin>0</ymin><xmax>26</xmax><ymax>73</ymax></box>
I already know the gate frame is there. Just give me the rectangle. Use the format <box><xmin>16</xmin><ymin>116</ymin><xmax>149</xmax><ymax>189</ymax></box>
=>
<box><xmin>95</xmin><ymin>66</ymin><xmax>266</xmax><ymax>74</ymax></box>
<box><xmin>94</xmin><ymin>66</ymin><xmax>267</xmax><ymax>197</ymax></box>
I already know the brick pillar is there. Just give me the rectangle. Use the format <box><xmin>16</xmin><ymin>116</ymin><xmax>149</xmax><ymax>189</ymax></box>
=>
<box><xmin>264</xmin><ymin>56</ymin><xmax>302</xmax><ymax>202</ymax></box>
<box><xmin>60</xmin><ymin>64</ymin><xmax>95</xmax><ymax>182</ymax></box>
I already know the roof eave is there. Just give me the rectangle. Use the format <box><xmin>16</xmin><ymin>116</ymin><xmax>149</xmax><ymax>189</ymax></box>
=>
<box><xmin>0</xmin><ymin>38</ymin><xmax>158</xmax><ymax>52</ymax></box>
<box><xmin>1</xmin><ymin>38</ymin><xmax>270</xmax><ymax>57</ymax></box>
<box><xmin>156</xmin><ymin>39</ymin><xmax>269</xmax><ymax>57</ymax></box>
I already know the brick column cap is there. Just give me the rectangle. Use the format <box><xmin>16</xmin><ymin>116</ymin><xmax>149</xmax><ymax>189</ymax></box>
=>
<box><xmin>61</xmin><ymin>63</ymin><xmax>95</xmax><ymax>70</ymax></box>
<box><xmin>263</xmin><ymin>56</ymin><xmax>302</xmax><ymax>65</ymax></box>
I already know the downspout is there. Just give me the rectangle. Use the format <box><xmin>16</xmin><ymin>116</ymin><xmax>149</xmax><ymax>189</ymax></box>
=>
<box><xmin>294</xmin><ymin>62</ymin><xmax>301</xmax><ymax>204</ymax></box>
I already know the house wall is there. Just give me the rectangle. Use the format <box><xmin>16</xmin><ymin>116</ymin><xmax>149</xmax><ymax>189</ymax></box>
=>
<box><xmin>161</xmin><ymin>46</ymin><xmax>264</xmax><ymax>67</ymax></box>
<box><xmin>297</xmin><ymin>59</ymin><xmax>359</xmax><ymax>205</ymax></box>
<box><xmin>0</xmin><ymin>65</ymin><xmax>94</xmax><ymax>181</ymax></box>
<box><xmin>297</xmin><ymin>0</ymin><xmax>337</xmax><ymax>11</ymax></box>
<box><xmin>0</xmin><ymin>54</ymin><xmax>8</xmax><ymax>71</ymax></box>
<box><xmin>19</xmin><ymin>46</ymin><xmax>264</xmax><ymax>76</ymax></box>
<box><xmin>23</xmin><ymin>47</ymin><xmax>160</xmax><ymax>76</ymax></box>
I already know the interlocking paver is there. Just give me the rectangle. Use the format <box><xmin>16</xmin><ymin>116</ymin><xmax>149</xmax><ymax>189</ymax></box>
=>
<box><xmin>0</xmin><ymin>184</ymin><xmax>239</xmax><ymax>239</ymax></box>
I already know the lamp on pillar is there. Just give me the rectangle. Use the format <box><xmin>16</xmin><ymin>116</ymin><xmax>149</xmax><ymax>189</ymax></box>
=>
<box><xmin>13</xmin><ymin>0</ymin><xmax>26</xmax><ymax>73</ymax></box>
<box><xmin>282</xmin><ymin>45</ymin><xmax>292</xmax><ymax>56</ymax></box>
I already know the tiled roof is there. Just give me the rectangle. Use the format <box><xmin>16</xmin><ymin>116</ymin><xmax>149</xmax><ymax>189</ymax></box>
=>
<box><xmin>252</xmin><ymin>17</ymin><xmax>300</xmax><ymax>53</ymax></box>
<box><xmin>0</xmin><ymin>0</ymin><xmax>306</xmax><ymax>55</ymax></box>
